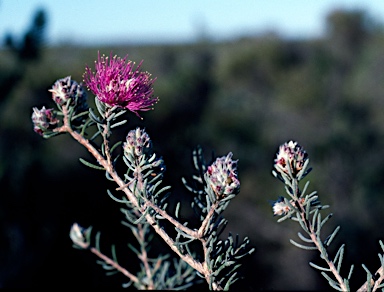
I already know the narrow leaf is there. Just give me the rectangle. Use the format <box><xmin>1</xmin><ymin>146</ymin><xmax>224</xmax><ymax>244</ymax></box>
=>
<box><xmin>79</xmin><ymin>157</ymin><xmax>105</xmax><ymax>170</ymax></box>
<box><xmin>298</xmin><ymin>232</ymin><xmax>313</xmax><ymax>243</ymax></box>
<box><xmin>309</xmin><ymin>261</ymin><xmax>331</xmax><ymax>272</ymax></box>
<box><xmin>290</xmin><ymin>239</ymin><xmax>317</xmax><ymax>250</ymax></box>
<box><xmin>324</xmin><ymin>226</ymin><xmax>340</xmax><ymax>247</ymax></box>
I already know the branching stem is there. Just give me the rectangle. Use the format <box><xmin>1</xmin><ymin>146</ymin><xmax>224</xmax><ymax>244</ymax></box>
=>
<box><xmin>358</xmin><ymin>266</ymin><xmax>384</xmax><ymax>292</ymax></box>
<box><xmin>135</xmin><ymin>223</ymin><xmax>156</xmax><ymax>290</ymax></box>
<box><xmin>55</xmin><ymin>106</ymin><xmax>223</xmax><ymax>290</ymax></box>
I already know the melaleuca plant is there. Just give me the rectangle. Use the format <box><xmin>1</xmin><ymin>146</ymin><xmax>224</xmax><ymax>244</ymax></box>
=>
<box><xmin>31</xmin><ymin>52</ymin><xmax>254</xmax><ymax>290</ymax></box>
<box><xmin>270</xmin><ymin>141</ymin><xmax>384</xmax><ymax>292</ymax></box>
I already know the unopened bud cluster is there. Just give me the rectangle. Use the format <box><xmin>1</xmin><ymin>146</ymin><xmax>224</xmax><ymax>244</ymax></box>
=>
<box><xmin>205</xmin><ymin>152</ymin><xmax>240</xmax><ymax>199</ymax></box>
<box><xmin>123</xmin><ymin>127</ymin><xmax>152</xmax><ymax>157</ymax></box>
<box><xmin>49</xmin><ymin>76</ymin><xmax>88</xmax><ymax>111</ymax></box>
<box><xmin>274</xmin><ymin>140</ymin><xmax>308</xmax><ymax>179</ymax></box>
<box><xmin>31</xmin><ymin>106</ymin><xmax>59</xmax><ymax>135</ymax></box>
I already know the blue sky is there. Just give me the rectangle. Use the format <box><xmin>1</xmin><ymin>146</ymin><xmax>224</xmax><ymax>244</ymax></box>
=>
<box><xmin>2</xmin><ymin>0</ymin><xmax>384</xmax><ymax>46</ymax></box>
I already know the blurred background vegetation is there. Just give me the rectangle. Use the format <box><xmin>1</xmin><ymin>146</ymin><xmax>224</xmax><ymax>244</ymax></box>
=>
<box><xmin>1</xmin><ymin>4</ymin><xmax>384</xmax><ymax>291</ymax></box>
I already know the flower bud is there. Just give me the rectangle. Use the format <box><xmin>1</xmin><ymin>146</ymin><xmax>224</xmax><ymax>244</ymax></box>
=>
<box><xmin>205</xmin><ymin>152</ymin><xmax>240</xmax><ymax>199</ymax></box>
<box><xmin>272</xmin><ymin>197</ymin><xmax>291</xmax><ymax>216</ymax></box>
<box><xmin>49</xmin><ymin>76</ymin><xmax>88</xmax><ymax>111</ymax></box>
<box><xmin>272</xmin><ymin>197</ymin><xmax>305</xmax><ymax>216</ymax></box>
<box><xmin>69</xmin><ymin>223</ymin><xmax>91</xmax><ymax>249</ymax></box>
<box><xmin>274</xmin><ymin>141</ymin><xmax>308</xmax><ymax>179</ymax></box>
<box><xmin>31</xmin><ymin>106</ymin><xmax>59</xmax><ymax>135</ymax></box>
<box><xmin>123</xmin><ymin>127</ymin><xmax>151</xmax><ymax>157</ymax></box>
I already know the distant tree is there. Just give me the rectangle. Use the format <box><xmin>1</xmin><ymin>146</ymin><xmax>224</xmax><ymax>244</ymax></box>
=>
<box><xmin>1</xmin><ymin>8</ymin><xmax>47</xmax><ymax>103</ymax></box>
<box><xmin>325</xmin><ymin>9</ymin><xmax>374</xmax><ymax>65</ymax></box>
<box><xmin>4</xmin><ymin>8</ymin><xmax>47</xmax><ymax>61</ymax></box>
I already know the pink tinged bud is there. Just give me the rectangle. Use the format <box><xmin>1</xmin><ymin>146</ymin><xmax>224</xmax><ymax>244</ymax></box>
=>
<box><xmin>272</xmin><ymin>197</ymin><xmax>291</xmax><ymax>216</ymax></box>
<box><xmin>31</xmin><ymin>106</ymin><xmax>59</xmax><ymax>135</ymax></box>
<box><xmin>205</xmin><ymin>152</ymin><xmax>240</xmax><ymax>199</ymax></box>
<box><xmin>272</xmin><ymin>197</ymin><xmax>305</xmax><ymax>216</ymax></box>
<box><xmin>83</xmin><ymin>52</ymin><xmax>158</xmax><ymax>118</ymax></box>
<box><xmin>274</xmin><ymin>140</ymin><xmax>308</xmax><ymax>177</ymax></box>
<box><xmin>49</xmin><ymin>76</ymin><xmax>87</xmax><ymax>109</ymax></box>
<box><xmin>69</xmin><ymin>223</ymin><xmax>91</xmax><ymax>249</ymax></box>
<box><xmin>123</xmin><ymin>127</ymin><xmax>151</xmax><ymax>157</ymax></box>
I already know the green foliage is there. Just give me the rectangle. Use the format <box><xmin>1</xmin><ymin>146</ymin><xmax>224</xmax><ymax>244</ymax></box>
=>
<box><xmin>2</xmin><ymin>7</ymin><xmax>384</xmax><ymax>290</ymax></box>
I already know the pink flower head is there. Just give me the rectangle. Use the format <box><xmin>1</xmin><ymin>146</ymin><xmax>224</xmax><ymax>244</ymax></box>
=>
<box><xmin>83</xmin><ymin>52</ymin><xmax>158</xmax><ymax>118</ymax></box>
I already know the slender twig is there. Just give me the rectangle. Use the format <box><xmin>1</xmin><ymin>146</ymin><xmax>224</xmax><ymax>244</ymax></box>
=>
<box><xmin>198</xmin><ymin>201</ymin><xmax>220</xmax><ymax>238</ymax></box>
<box><xmin>135</xmin><ymin>223</ymin><xmax>155</xmax><ymax>290</ymax></box>
<box><xmin>299</xmin><ymin>207</ymin><xmax>347</xmax><ymax>291</ymax></box>
<box><xmin>90</xmin><ymin>247</ymin><xmax>140</xmax><ymax>284</ymax></box>
<box><xmin>143</xmin><ymin>192</ymin><xmax>221</xmax><ymax>241</ymax></box>
<box><xmin>358</xmin><ymin>266</ymin><xmax>384</xmax><ymax>292</ymax></box>
<box><xmin>144</xmin><ymin>200</ymin><xmax>197</xmax><ymax>238</ymax></box>
<box><xmin>372</xmin><ymin>266</ymin><xmax>384</xmax><ymax>291</ymax></box>
<box><xmin>292</xmin><ymin>177</ymin><xmax>347</xmax><ymax>292</ymax></box>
